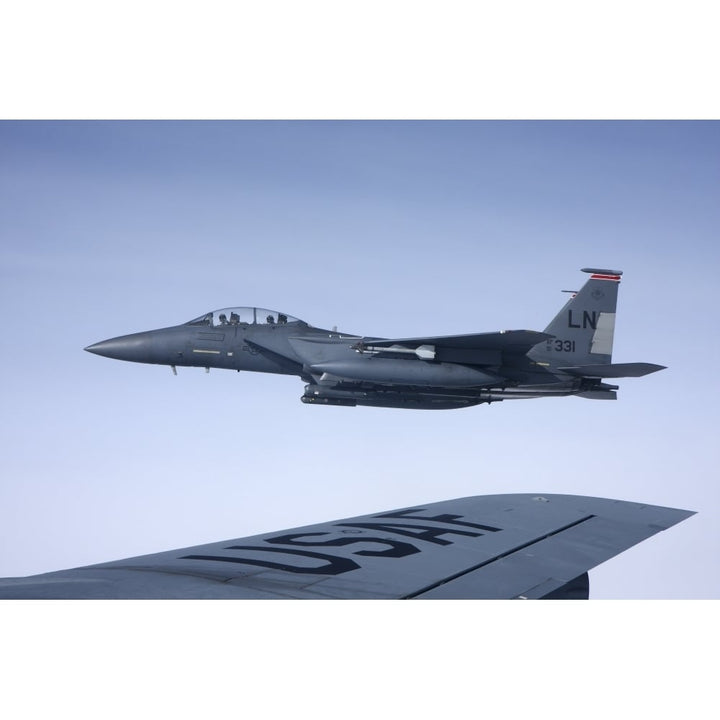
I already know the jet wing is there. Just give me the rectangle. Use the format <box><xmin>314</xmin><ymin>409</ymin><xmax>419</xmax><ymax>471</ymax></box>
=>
<box><xmin>0</xmin><ymin>494</ymin><xmax>693</xmax><ymax>599</ymax></box>
<box><xmin>361</xmin><ymin>329</ymin><xmax>552</xmax><ymax>353</ymax></box>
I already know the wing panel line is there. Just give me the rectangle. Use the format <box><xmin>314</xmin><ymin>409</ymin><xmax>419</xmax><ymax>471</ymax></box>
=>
<box><xmin>402</xmin><ymin>513</ymin><xmax>596</xmax><ymax>599</ymax></box>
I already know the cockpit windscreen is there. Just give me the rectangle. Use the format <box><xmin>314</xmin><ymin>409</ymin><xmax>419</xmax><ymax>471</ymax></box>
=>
<box><xmin>186</xmin><ymin>307</ymin><xmax>304</xmax><ymax>328</ymax></box>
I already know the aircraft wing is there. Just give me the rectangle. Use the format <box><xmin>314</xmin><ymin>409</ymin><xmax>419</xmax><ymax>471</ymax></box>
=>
<box><xmin>0</xmin><ymin>494</ymin><xmax>693</xmax><ymax>599</ymax></box>
<box><xmin>362</xmin><ymin>329</ymin><xmax>552</xmax><ymax>353</ymax></box>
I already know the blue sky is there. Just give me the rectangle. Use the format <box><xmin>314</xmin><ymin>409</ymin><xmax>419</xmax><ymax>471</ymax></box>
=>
<box><xmin>1</xmin><ymin>120</ymin><xmax>718</xmax><ymax>599</ymax></box>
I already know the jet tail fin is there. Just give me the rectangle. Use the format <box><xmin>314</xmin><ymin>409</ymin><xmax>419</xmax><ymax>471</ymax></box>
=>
<box><xmin>528</xmin><ymin>268</ymin><xmax>622</xmax><ymax>368</ymax></box>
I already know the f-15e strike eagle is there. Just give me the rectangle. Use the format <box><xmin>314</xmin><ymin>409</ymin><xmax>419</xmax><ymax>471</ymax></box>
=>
<box><xmin>85</xmin><ymin>268</ymin><xmax>665</xmax><ymax>409</ymax></box>
<box><xmin>0</xmin><ymin>493</ymin><xmax>693</xmax><ymax>599</ymax></box>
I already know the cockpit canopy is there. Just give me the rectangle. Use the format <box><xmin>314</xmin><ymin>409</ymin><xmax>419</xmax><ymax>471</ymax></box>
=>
<box><xmin>186</xmin><ymin>307</ymin><xmax>305</xmax><ymax>328</ymax></box>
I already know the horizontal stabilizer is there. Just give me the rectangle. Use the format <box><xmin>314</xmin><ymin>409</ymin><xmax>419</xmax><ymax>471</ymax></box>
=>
<box><xmin>559</xmin><ymin>362</ymin><xmax>666</xmax><ymax>378</ymax></box>
<box><xmin>362</xmin><ymin>329</ymin><xmax>553</xmax><ymax>353</ymax></box>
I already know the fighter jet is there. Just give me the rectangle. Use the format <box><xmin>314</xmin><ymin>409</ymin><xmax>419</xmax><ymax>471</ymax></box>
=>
<box><xmin>85</xmin><ymin>268</ymin><xmax>665</xmax><ymax>409</ymax></box>
<box><xmin>0</xmin><ymin>493</ymin><xmax>693</xmax><ymax>599</ymax></box>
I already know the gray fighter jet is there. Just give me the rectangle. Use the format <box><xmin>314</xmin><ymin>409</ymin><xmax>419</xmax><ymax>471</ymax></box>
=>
<box><xmin>0</xmin><ymin>493</ymin><xmax>693</xmax><ymax>599</ymax></box>
<box><xmin>86</xmin><ymin>268</ymin><xmax>665</xmax><ymax>409</ymax></box>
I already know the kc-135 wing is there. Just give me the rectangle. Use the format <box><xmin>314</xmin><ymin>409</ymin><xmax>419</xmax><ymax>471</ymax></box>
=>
<box><xmin>0</xmin><ymin>494</ymin><xmax>693</xmax><ymax>599</ymax></box>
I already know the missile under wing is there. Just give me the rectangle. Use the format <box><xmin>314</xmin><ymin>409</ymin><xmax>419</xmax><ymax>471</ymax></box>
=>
<box><xmin>0</xmin><ymin>494</ymin><xmax>693</xmax><ymax>599</ymax></box>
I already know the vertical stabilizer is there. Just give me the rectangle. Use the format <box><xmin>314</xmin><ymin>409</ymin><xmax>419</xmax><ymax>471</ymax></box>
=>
<box><xmin>528</xmin><ymin>268</ymin><xmax>622</xmax><ymax>367</ymax></box>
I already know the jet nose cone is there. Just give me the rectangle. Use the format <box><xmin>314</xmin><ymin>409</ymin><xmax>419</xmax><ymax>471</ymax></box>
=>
<box><xmin>84</xmin><ymin>332</ymin><xmax>162</xmax><ymax>363</ymax></box>
<box><xmin>84</xmin><ymin>340</ymin><xmax>112</xmax><ymax>356</ymax></box>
